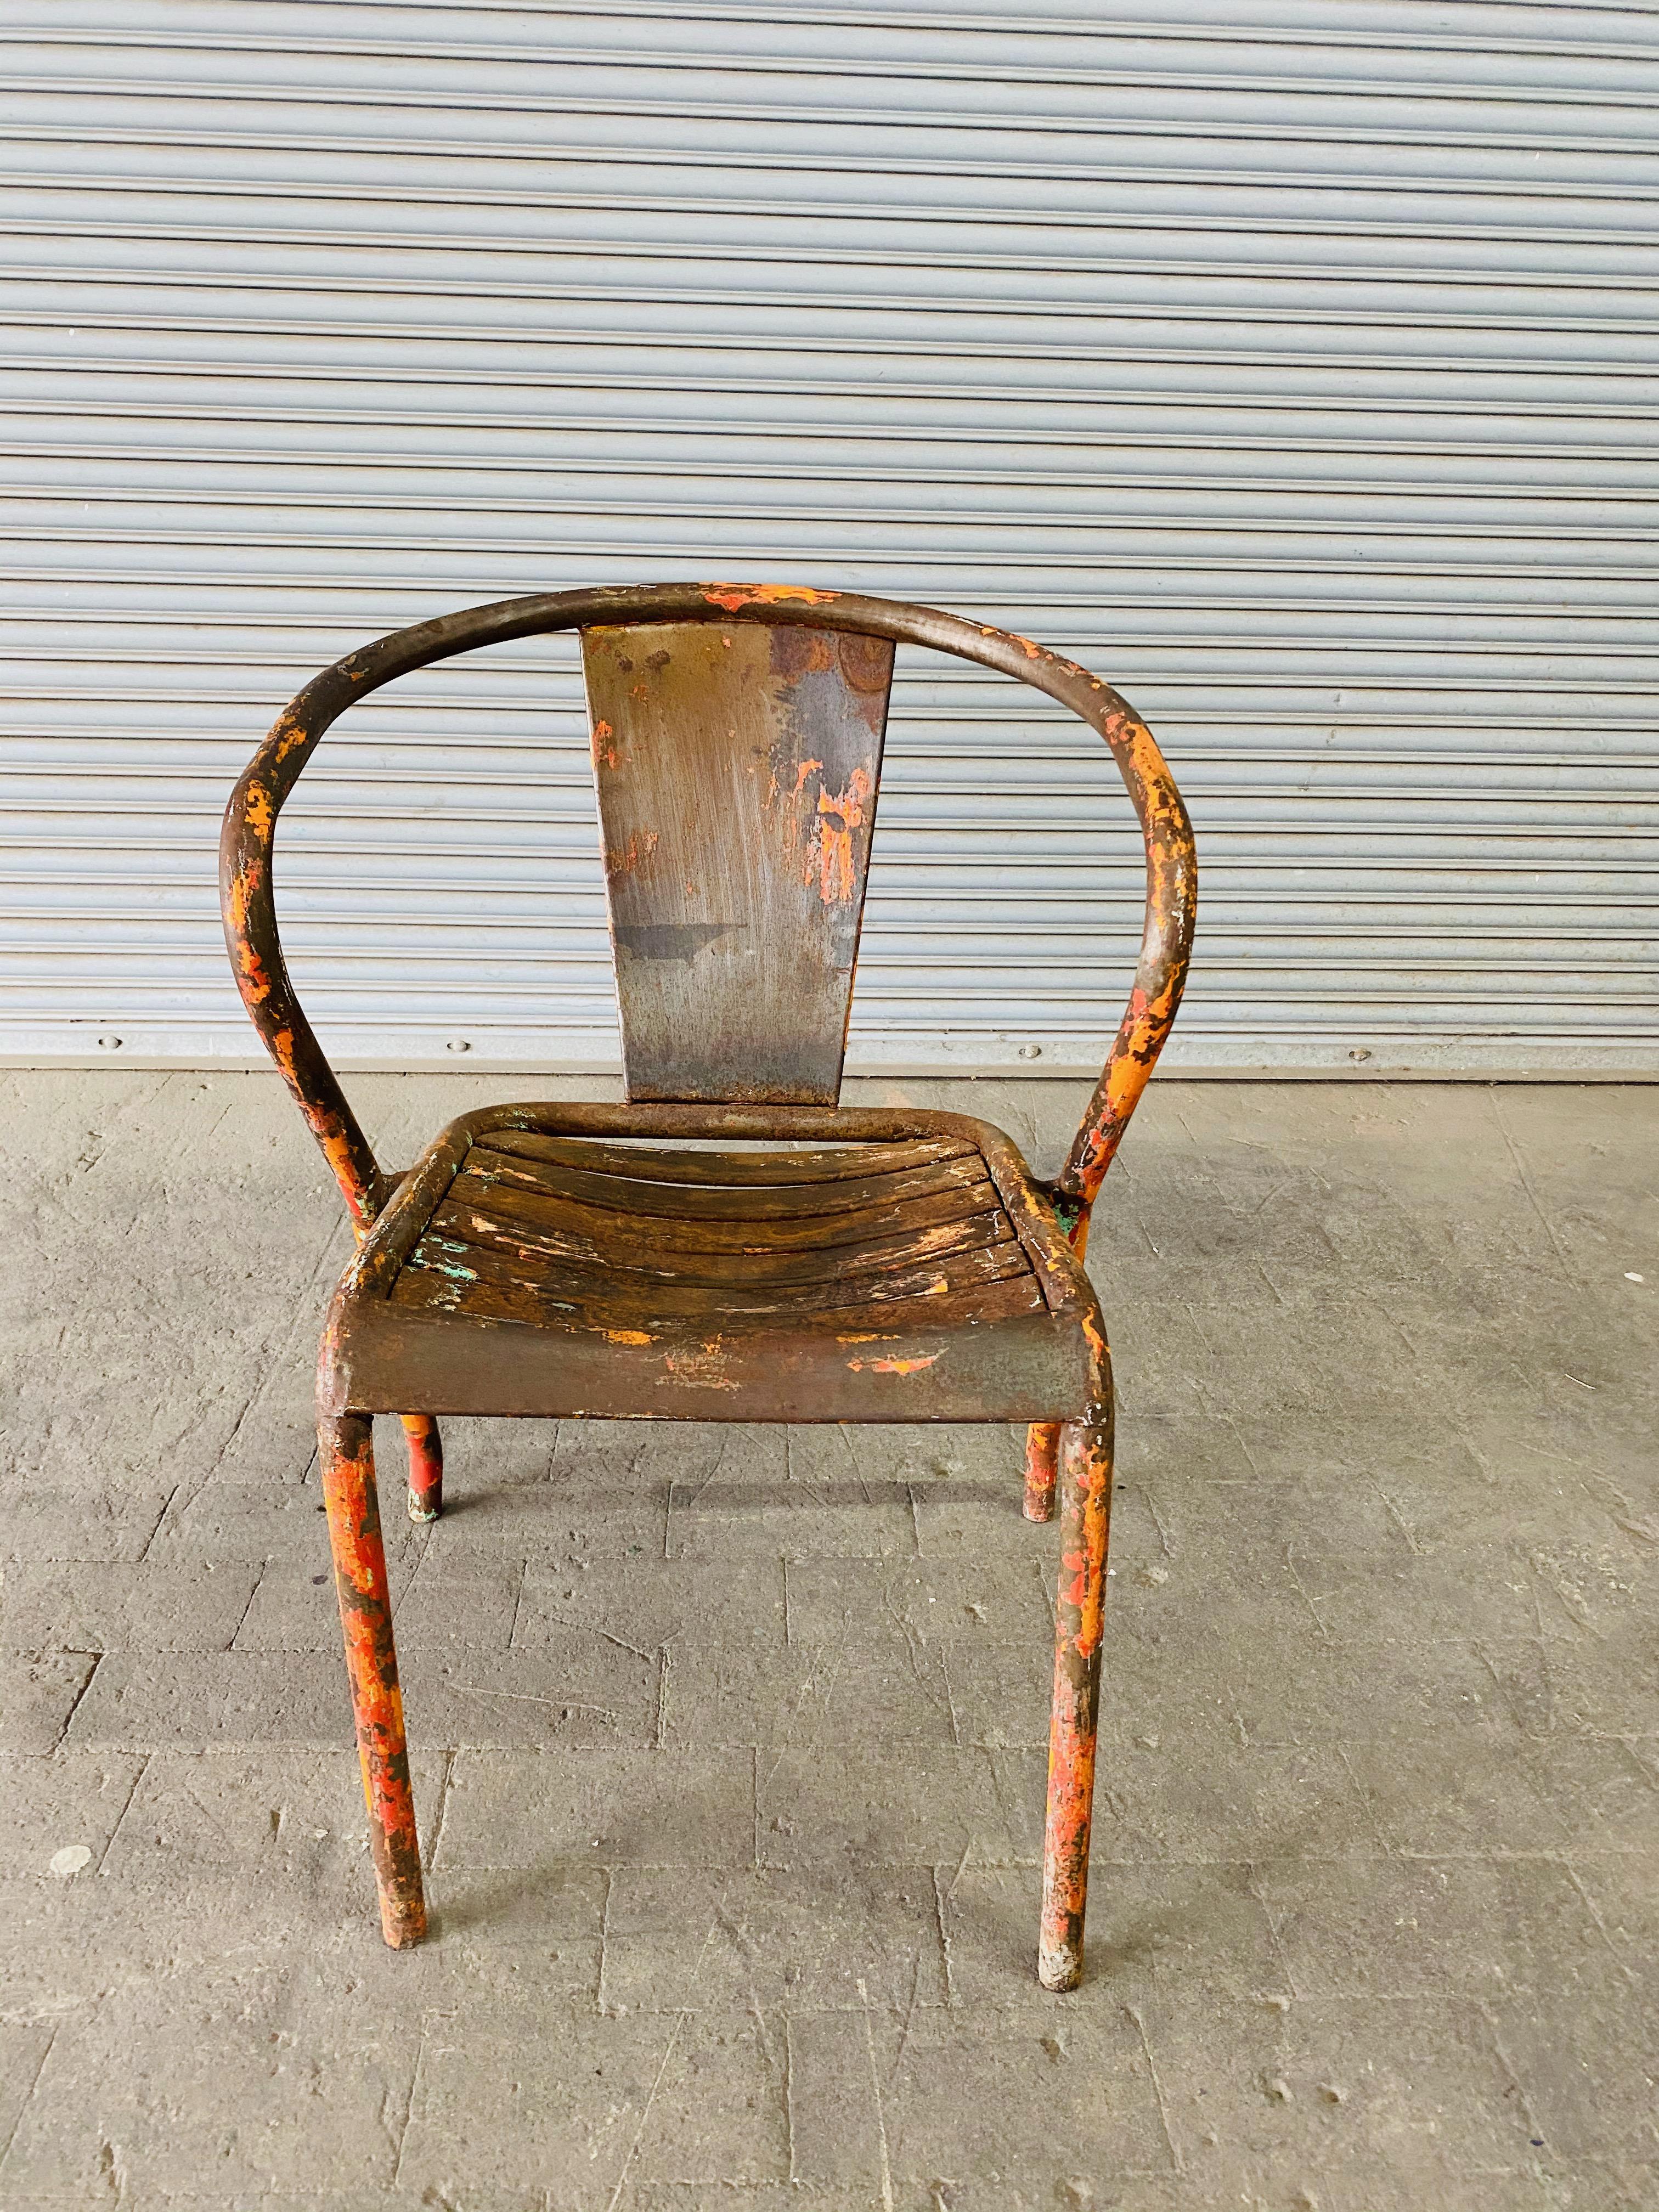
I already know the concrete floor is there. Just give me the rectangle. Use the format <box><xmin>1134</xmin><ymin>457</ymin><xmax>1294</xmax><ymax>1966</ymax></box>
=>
<box><xmin>0</xmin><ymin>1070</ymin><xmax>1654</xmax><ymax>2211</ymax></box>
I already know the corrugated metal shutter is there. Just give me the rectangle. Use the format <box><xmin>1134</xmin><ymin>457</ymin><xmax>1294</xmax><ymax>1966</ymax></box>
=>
<box><xmin>2</xmin><ymin>0</ymin><xmax>1654</xmax><ymax>1076</ymax></box>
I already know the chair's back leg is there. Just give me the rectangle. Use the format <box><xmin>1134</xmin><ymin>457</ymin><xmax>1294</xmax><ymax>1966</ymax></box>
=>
<box><xmin>319</xmin><ymin>1410</ymin><xmax>428</xmax><ymax>1948</ymax></box>
<box><xmin>1039</xmin><ymin>1407</ymin><xmax>1113</xmax><ymax>1990</ymax></box>
<box><xmin>1024</xmin><ymin>1422</ymin><xmax>1059</xmax><ymax>1521</ymax></box>
<box><xmin>400</xmin><ymin>1413</ymin><xmax>444</xmax><ymax>1523</ymax></box>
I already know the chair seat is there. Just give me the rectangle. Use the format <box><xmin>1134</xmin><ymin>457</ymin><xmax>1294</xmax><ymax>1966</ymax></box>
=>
<box><xmin>323</xmin><ymin>1111</ymin><xmax>1101</xmax><ymax>1423</ymax></box>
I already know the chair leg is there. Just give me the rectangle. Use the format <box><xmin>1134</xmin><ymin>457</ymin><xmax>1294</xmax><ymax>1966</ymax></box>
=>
<box><xmin>400</xmin><ymin>1413</ymin><xmax>444</xmax><ymax>1523</ymax></box>
<box><xmin>1039</xmin><ymin>1407</ymin><xmax>1113</xmax><ymax>1991</ymax></box>
<box><xmin>1023</xmin><ymin>1421</ymin><xmax>1059</xmax><ymax>1521</ymax></box>
<box><xmin>319</xmin><ymin>1409</ymin><xmax>427</xmax><ymax>1949</ymax></box>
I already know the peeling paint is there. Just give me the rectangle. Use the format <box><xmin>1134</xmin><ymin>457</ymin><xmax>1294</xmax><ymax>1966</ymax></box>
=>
<box><xmin>702</xmin><ymin>581</ymin><xmax>840</xmax><ymax>612</ymax></box>
<box><xmin>1024</xmin><ymin>1424</ymin><xmax>1059</xmax><ymax>1522</ymax></box>
<box><xmin>605</xmin><ymin>829</ymin><xmax>660</xmax><ymax>879</ymax></box>
<box><xmin>400</xmin><ymin>1413</ymin><xmax>443</xmax><ymax>1522</ymax></box>
<box><xmin>1039</xmin><ymin>1415</ymin><xmax>1113</xmax><ymax>1991</ymax></box>
<box><xmin>661</xmin><ymin>1338</ymin><xmax>738</xmax><ymax>1390</ymax></box>
<box><xmin>320</xmin><ymin>1414</ymin><xmax>427</xmax><ymax>1948</ymax></box>
<box><xmin>812</xmin><ymin>767</ymin><xmax>871</xmax><ymax>905</ymax></box>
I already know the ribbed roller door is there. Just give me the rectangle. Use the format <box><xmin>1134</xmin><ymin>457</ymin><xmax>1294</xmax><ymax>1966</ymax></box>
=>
<box><xmin>2</xmin><ymin>1</ymin><xmax>1655</xmax><ymax>1075</ymax></box>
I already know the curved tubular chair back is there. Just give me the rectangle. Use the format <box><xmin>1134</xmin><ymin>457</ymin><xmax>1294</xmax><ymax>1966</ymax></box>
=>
<box><xmin>221</xmin><ymin>582</ymin><xmax>1197</xmax><ymax>1241</ymax></box>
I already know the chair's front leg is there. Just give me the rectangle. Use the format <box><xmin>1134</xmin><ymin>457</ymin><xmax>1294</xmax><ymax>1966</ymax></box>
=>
<box><xmin>1039</xmin><ymin>1405</ymin><xmax>1113</xmax><ymax>1991</ymax></box>
<box><xmin>319</xmin><ymin>1410</ymin><xmax>427</xmax><ymax>1948</ymax></box>
<box><xmin>400</xmin><ymin>1413</ymin><xmax>444</xmax><ymax>1523</ymax></box>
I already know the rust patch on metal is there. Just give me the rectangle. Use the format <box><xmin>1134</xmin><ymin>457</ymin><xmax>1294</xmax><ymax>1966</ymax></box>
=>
<box><xmin>771</xmin><ymin>627</ymin><xmax>837</xmax><ymax>681</ymax></box>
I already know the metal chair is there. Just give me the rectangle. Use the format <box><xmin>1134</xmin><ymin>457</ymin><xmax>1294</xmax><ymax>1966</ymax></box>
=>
<box><xmin>220</xmin><ymin>582</ymin><xmax>1197</xmax><ymax>1990</ymax></box>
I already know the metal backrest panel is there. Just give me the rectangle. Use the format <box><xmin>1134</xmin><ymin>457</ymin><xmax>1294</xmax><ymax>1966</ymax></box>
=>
<box><xmin>581</xmin><ymin>619</ymin><xmax>894</xmax><ymax>1104</ymax></box>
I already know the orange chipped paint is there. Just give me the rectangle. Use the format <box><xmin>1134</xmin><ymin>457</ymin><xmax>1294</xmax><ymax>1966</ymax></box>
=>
<box><xmin>792</xmin><ymin>759</ymin><xmax>823</xmax><ymax>794</ymax></box>
<box><xmin>606</xmin><ymin>829</ymin><xmax>659</xmax><ymax>877</ymax></box>
<box><xmin>604</xmin><ymin>1328</ymin><xmax>655</xmax><ymax>1346</ymax></box>
<box><xmin>244</xmin><ymin>785</ymin><xmax>275</xmax><ymax>838</ymax></box>
<box><xmin>236</xmin><ymin>943</ymin><xmax>273</xmax><ymax>1003</ymax></box>
<box><xmin>845</xmin><ymin>1352</ymin><xmax>941</xmax><ymax>1375</ymax></box>
<box><xmin>662</xmin><ymin>1338</ymin><xmax>738</xmax><ymax>1391</ymax></box>
<box><xmin>322</xmin><ymin>1420</ymin><xmax>426</xmax><ymax>1947</ymax></box>
<box><xmin>592</xmin><ymin>718</ymin><xmax>621</xmax><ymax>769</ymax></box>
<box><xmin>317</xmin><ymin>1124</ymin><xmax>374</xmax><ymax>1224</ymax></box>
<box><xmin>814</xmin><ymin>767</ymin><xmax>871</xmax><ymax>904</ymax></box>
<box><xmin>1039</xmin><ymin>1420</ymin><xmax>1113</xmax><ymax>1988</ymax></box>
<box><xmin>272</xmin><ymin>713</ymin><xmax>312</xmax><ymax>763</ymax></box>
<box><xmin>1024</xmin><ymin>1425</ymin><xmax>1060</xmax><ymax>1521</ymax></box>
<box><xmin>225</xmin><ymin>864</ymin><xmax>260</xmax><ymax>936</ymax></box>
<box><xmin>701</xmin><ymin>582</ymin><xmax>840</xmax><ymax>612</ymax></box>
<box><xmin>1011</xmin><ymin>634</ymin><xmax>1043</xmax><ymax>661</ymax></box>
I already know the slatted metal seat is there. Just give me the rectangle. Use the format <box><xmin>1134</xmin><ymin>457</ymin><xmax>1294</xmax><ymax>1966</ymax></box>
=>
<box><xmin>402</xmin><ymin>1130</ymin><xmax>1033</xmax><ymax>1337</ymax></box>
<box><xmin>324</xmin><ymin>1107</ymin><xmax>1099</xmax><ymax>1426</ymax></box>
<box><xmin>222</xmin><ymin>582</ymin><xmax>1197</xmax><ymax>1993</ymax></box>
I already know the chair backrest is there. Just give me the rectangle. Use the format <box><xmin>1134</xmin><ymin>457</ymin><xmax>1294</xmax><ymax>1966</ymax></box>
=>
<box><xmin>583</xmin><ymin>617</ymin><xmax>894</xmax><ymax>1104</ymax></box>
<box><xmin>223</xmin><ymin>582</ymin><xmax>1195</xmax><ymax>1238</ymax></box>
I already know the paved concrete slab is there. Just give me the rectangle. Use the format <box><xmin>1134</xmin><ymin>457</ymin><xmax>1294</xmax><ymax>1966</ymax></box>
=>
<box><xmin>0</xmin><ymin>1070</ymin><xmax>1655</xmax><ymax>2209</ymax></box>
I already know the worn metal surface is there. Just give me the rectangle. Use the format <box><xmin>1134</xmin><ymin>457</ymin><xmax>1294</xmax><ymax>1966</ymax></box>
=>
<box><xmin>221</xmin><ymin>583</ymin><xmax>1190</xmax><ymax>1974</ymax></box>
<box><xmin>1039</xmin><ymin>1409</ymin><xmax>1115</xmax><ymax>1993</ymax></box>
<box><xmin>1023</xmin><ymin>1421</ymin><xmax>1060</xmax><ymax>1523</ymax></box>
<box><xmin>318</xmin><ymin>1409</ymin><xmax>427</xmax><ymax>1949</ymax></box>
<box><xmin>583</xmin><ymin>619</ymin><xmax>893</xmax><ymax>1103</ymax></box>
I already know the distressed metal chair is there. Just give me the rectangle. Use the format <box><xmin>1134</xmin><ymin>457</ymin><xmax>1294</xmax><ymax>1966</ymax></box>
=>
<box><xmin>221</xmin><ymin>583</ymin><xmax>1195</xmax><ymax>1991</ymax></box>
